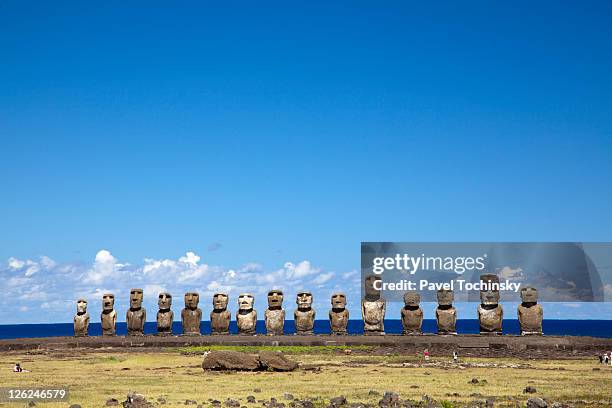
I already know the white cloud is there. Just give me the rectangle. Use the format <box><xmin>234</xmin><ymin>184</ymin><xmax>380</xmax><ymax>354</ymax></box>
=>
<box><xmin>312</xmin><ymin>272</ymin><xmax>334</xmax><ymax>285</ymax></box>
<box><xmin>84</xmin><ymin>249</ymin><xmax>126</xmax><ymax>284</ymax></box>
<box><xmin>8</xmin><ymin>257</ymin><xmax>25</xmax><ymax>270</ymax></box>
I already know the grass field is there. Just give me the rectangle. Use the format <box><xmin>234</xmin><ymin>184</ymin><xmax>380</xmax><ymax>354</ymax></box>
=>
<box><xmin>0</xmin><ymin>346</ymin><xmax>610</xmax><ymax>407</ymax></box>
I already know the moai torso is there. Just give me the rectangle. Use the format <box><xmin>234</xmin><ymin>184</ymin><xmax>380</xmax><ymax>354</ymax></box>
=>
<box><xmin>237</xmin><ymin>293</ymin><xmax>257</xmax><ymax>335</ymax></box>
<box><xmin>265</xmin><ymin>290</ymin><xmax>286</xmax><ymax>335</ymax></box>
<box><xmin>73</xmin><ymin>299</ymin><xmax>89</xmax><ymax>337</ymax></box>
<box><xmin>210</xmin><ymin>293</ymin><xmax>231</xmax><ymax>335</ymax></box>
<box><xmin>294</xmin><ymin>292</ymin><xmax>315</xmax><ymax>334</ymax></box>
<box><xmin>436</xmin><ymin>307</ymin><xmax>457</xmax><ymax>334</ymax></box>
<box><xmin>518</xmin><ymin>287</ymin><xmax>543</xmax><ymax>335</ymax></box>
<box><xmin>101</xmin><ymin>293</ymin><xmax>117</xmax><ymax>336</ymax></box>
<box><xmin>478</xmin><ymin>274</ymin><xmax>503</xmax><ymax>335</ymax></box>
<box><xmin>182</xmin><ymin>292</ymin><xmax>202</xmax><ymax>335</ymax></box>
<box><xmin>156</xmin><ymin>292</ymin><xmax>173</xmax><ymax>336</ymax></box>
<box><xmin>401</xmin><ymin>292</ymin><xmax>423</xmax><ymax>335</ymax></box>
<box><xmin>436</xmin><ymin>289</ymin><xmax>457</xmax><ymax>334</ymax></box>
<box><xmin>362</xmin><ymin>275</ymin><xmax>385</xmax><ymax>334</ymax></box>
<box><xmin>329</xmin><ymin>293</ymin><xmax>349</xmax><ymax>335</ymax></box>
<box><xmin>126</xmin><ymin>288</ymin><xmax>146</xmax><ymax>336</ymax></box>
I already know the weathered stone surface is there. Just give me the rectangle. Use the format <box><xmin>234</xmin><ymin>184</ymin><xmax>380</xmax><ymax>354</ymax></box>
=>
<box><xmin>210</xmin><ymin>293</ymin><xmax>230</xmax><ymax>335</ymax></box>
<box><xmin>157</xmin><ymin>292</ymin><xmax>173</xmax><ymax>336</ymax></box>
<box><xmin>101</xmin><ymin>293</ymin><xmax>117</xmax><ymax>336</ymax></box>
<box><xmin>202</xmin><ymin>350</ymin><xmax>260</xmax><ymax>370</ymax></box>
<box><xmin>123</xmin><ymin>393</ymin><xmax>153</xmax><ymax>408</ymax></box>
<box><xmin>106</xmin><ymin>398</ymin><xmax>119</xmax><ymax>406</ymax></box>
<box><xmin>202</xmin><ymin>350</ymin><xmax>298</xmax><ymax>371</ymax></box>
<box><xmin>401</xmin><ymin>292</ymin><xmax>423</xmax><ymax>335</ymax></box>
<box><xmin>182</xmin><ymin>292</ymin><xmax>202</xmax><ymax>335</ymax></box>
<box><xmin>329</xmin><ymin>293</ymin><xmax>349</xmax><ymax>335</ymax></box>
<box><xmin>73</xmin><ymin>298</ymin><xmax>89</xmax><ymax>337</ymax></box>
<box><xmin>258</xmin><ymin>351</ymin><xmax>299</xmax><ymax>371</ymax></box>
<box><xmin>478</xmin><ymin>274</ymin><xmax>503</xmax><ymax>334</ymax></box>
<box><xmin>126</xmin><ymin>288</ymin><xmax>146</xmax><ymax>336</ymax></box>
<box><xmin>362</xmin><ymin>275</ymin><xmax>385</xmax><ymax>334</ymax></box>
<box><xmin>294</xmin><ymin>292</ymin><xmax>315</xmax><ymax>335</ymax></box>
<box><xmin>329</xmin><ymin>396</ymin><xmax>347</xmax><ymax>407</ymax></box>
<box><xmin>378</xmin><ymin>392</ymin><xmax>400</xmax><ymax>408</ymax></box>
<box><xmin>519</xmin><ymin>287</ymin><xmax>543</xmax><ymax>335</ymax></box>
<box><xmin>524</xmin><ymin>386</ymin><xmax>537</xmax><ymax>394</ymax></box>
<box><xmin>265</xmin><ymin>290</ymin><xmax>286</xmax><ymax>335</ymax></box>
<box><xmin>237</xmin><ymin>293</ymin><xmax>257</xmax><ymax>335</ymax></box>
<box><xmin>436</xmin><ymin>289</ymin><xmax>456</xmax><ymax>335</ymax></box>
<box><xmin>526</xmin><ymin>397</ymin><xmax>547</xmax><ymax>408</ymax></box>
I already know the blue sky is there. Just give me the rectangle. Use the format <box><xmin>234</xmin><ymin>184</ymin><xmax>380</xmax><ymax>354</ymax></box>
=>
<box><xmin>1</xmin><ymin>1</ymin><xmax>612</xmax><ymax>323</ymax></box>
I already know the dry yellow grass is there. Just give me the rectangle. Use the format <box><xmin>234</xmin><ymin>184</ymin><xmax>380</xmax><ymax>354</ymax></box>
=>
<box><xmin>0</xmin><ymin>349</ymin><xmax>610</xmax><ymax>407</ymax></box>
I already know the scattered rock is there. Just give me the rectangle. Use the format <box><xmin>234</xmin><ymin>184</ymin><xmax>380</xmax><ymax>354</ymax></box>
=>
<box><xmin>123</xmin><ymin>393</ymin><xmax>153</xmax><ymax>408</ymax></box>
<box><xmin>69</xmin><ymin>405</ymin><xmax>82</xmax><ymax>408</ymax></box>
<box><xmin>524</xmin><ymin>386</ymin><xmax>538</xmax><ymax>394</ymax></box>
<box><xmin>254</xmin><ymin>389</ymin><xmax>262</xmax><ymax>393</ymax></box>
<box><xmin>409</xmin><ymin>386</ymin><xmax>418</xmax><ymax>389</ymax></box>
<box><xmin>106</xmin><ymin>399</ymin><xmax>119</xmax><ymax>406</ymax></box>
<box><xmin>248</xmin><ymin>396</ymin><xmax>257</xmax><ymax>403</ymax></box>
<box><xmin>225</xmin><ymin>399</ymin><xmax>241</xmax><ymax>408</ymax></box>
<box><xmin>470</xmin><ymin>378</ymin><xmax>480</xmax><ymax>384</ymax></box>
<box><xmin>284</xmin><ymin>394</ymin><xmax>295</xmax><ymax>401</ymax></box>
<box><xmin>158</xmin><ymin>397</ymin><xmax>167</xmax><ymax>404</ymax></box>
<box><xmin>526</xmin><ymin>398</ymin><xmax>547</xmax><ymax>408</ymax></box>
<box><xmin>378</xmin><ymin>392</ymin><xmax>400</xmax><ymax>408</ymax></box>
<box><xmin>330</xmin><ymin>396</ymin><xmax>347</xmax><ymax>407</ymax></box>
<box><xmin>295</xmin><ymin>400</ymin><xmax>314</xmax><ymax>408</ymax></box>
<box><xmin>368</xmin><ymin>391</ymin><xmax>380</xmax><ymax>396</ymax></box>
<box><xmin>185</xmin><ymin>400</ymin><xmax>198</xmax><ymax>405</ymax></box>
<box><xmin>27</xmin><ymin>402</ymin><xmax>36</xmax><ymax>408</ymax></box>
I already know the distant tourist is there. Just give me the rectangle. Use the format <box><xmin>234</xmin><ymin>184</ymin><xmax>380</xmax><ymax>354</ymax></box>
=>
<box><xmin>13</xmin><ymin>363</ymin><xmax>23</xmax><ymax>373</ymax></box>
<box><xmin>424</xmin><ymin>349</ymin><xmax>430</xmax><ymax>362</ymax></box>
<box><xmin>453</xmin><ymin>351</ymin><xmax>458</xmax><ymax>363</ymax></box>
<box><xmin>599</xmin><ymin>354</ymin><xmax>604</xmax><ymax>364</ymax></box>
<box><xmin>605</xmin><ymin>354</ymin><xmax>610</xmax><ymax>365</ymax></box>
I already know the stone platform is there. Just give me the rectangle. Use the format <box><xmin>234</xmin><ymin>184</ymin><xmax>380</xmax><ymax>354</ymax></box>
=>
<box><xmin>1</xmin><ymin>334</ymin><xmax>611</xmax><ymax>356</ymax></box>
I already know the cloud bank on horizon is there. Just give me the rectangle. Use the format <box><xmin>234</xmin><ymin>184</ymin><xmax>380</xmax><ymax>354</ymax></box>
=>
<box><xmin>2</xmin><ymin>250</ymin><xmax>610</xmax><ymax>324</ymax></box>
<box><xmin>0</xmin><ymin>250</ymin><xmax>361</xmax><ymax>324</ymax></box>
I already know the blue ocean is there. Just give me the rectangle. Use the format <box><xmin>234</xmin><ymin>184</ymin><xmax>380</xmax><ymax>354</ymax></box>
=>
<box><xmin>1</xmin><ymin>319</ymin><xmax>611</xmax><ymax>339</ymax></box>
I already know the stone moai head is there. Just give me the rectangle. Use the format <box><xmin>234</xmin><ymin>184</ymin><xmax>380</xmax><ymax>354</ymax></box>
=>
<box><xmin>185</xmin><ymin>292</ymin><xmax>200</xmax><ymax>310</ymax></box>
<box><xmin>129</xmin><ymin>288</ymin><xmax>144</xmax><ymax>309</ymax></box>
<box><xmin>364</xmin><ymin>275</ymin><xmax>382</xmax><ymax>299</ymax></box>
<box><xmin>267</xmin><ymin>290</ymin><xmax>284</xmax><ymax>309</ymax></box>
<box><xmin>158</xmin><ymin>292</ymin><xmax>172</xmax><ymax>310</ymax></box>
<box><xmin>76</xmin><ymin>298</ymin><xmax>88</xmax><ymax>314</ymax></box>
<box><xmin>238</xmin><ymin>293</ymin><xmax>254</xmax><ymax>311</ymax></box>
<box><xmin>437</xmin><ymin>289</ymin><xmax>454</xmax><ymax>306</ymax></box>
<box><xmin>480</xmin><ymin>274</ymin><xmax>500</xmax><ymax>305</ymax></box>
<box><xmin>102</xmin><ymin>293</ymin><xmax>115</xmax><ymax>311</ymax></box>
<box><xmin>331</xmin><ymin>293</ymin><xmax>347</xmax><ymax>309</ymax></box>
<box><xmin>403</xmin><ymin>291</ymin><xmax>420</xmax><ymax>307</ymax></box>
<box><xmin>296</xmin><ymin>291</ymin><xmax>313</xmax><ymax>310</ymax></box>
<box><xmin>213</xmin><ymin>293</ymin><xmax>229</xmax><ymax>310</ymax></box>
<box><xmin>520</xmin><ymin>287</ymin><xmax>538</xmax><ymax>303</ymax></box>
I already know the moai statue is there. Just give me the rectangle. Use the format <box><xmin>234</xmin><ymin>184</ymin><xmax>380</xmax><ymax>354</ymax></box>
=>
<box><xmin>181</xmin><ymin>292</ymin><xmax>202</xmax><ymax>336</ymax></box>
<box><xmin>477</xmin><ymin>274</ymin><xmax>503</xmax><ymax>335</ymax></box>
<box><xmin>210</xmin><ymin>293</ymin><xmax>231</xmax><ymax>335</ymax></box>
<box><xmin>101</xmin><ymin>293</ymin><xmax>117</xmax><ymax>336</ymax></box>
<box><xmin>265</xmin><ymin>289</ymin><xmax>285</xmax><ymax>335</ymax></box>
<box><xmin>156</xmin><ymin>292</ymin><xmax>173</xmax><ymax>336</ymax></box>
<box><xmin>294</xmin><ymin>291</ymin><xmax>315</xmax><ymax>335</ymax></box>
<box><xmin>126</xmin><ymin>288</ymin><xmax>146</xmax><ymax>336</ymax></box>
<box><xmin>329</xmin><ymin>292</ymin><xmax>349</xmax><ymax>335</ymax></box>
<box><xmin>435</xmin><ymin>289</ymin><xmax>457</xmax><ymax>334</ymax></box>
<box><xmin>236</xmin><ymin>293</ymin><xmax>257</xmax><ymax>335</ymax></box>
<box><xmin>518</xmin><ymin>287</ymin><xmax>543</xmax><ymax>335</ymax></box>
<box><xmin>401</xmin><ymin>291</ymin><xmax>423</xmax><ymax>335</ymax></box>
<box><xmin>362</xmin><ymin>275</ymin><xmax>386</xmax><ymax>335</ymax></box>
<box><xmin>73</xmin><ymin>298</ymin><xmax>90</xmax><ymax>337</ymax></box>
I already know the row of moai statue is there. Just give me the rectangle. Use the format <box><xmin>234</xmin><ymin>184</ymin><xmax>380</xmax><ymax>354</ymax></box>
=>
<box><xmin>73</xmin><ymin>274</ymin><xmax>543</xmax><ymax>337</ymax></box>
<box><xmin>74</xmin><ymin>289</ymin><xmax>349</xmax><ymax>337</ymax></box>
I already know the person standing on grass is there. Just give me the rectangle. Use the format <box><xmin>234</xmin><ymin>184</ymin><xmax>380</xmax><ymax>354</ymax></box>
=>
<box><xmin>424</xmin><ymin>349</ymin><xmax>430</xmax><ymax>362</ymax></box>
<box><xmin>453</xmin><ymin>350</ymin><xmax>458</xmax><ymax>363</ymax></box>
